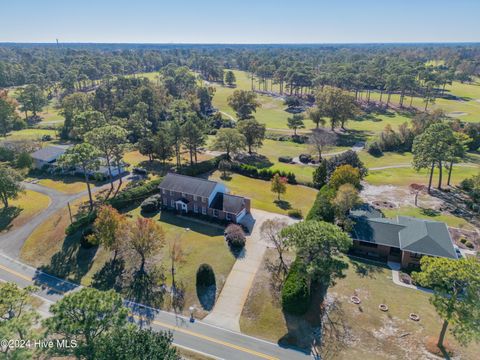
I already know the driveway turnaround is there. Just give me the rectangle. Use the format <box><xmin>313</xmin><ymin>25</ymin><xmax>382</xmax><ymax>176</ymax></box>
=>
<box><xmin>204</xmin><ymin>208</ymin><xmax>297</xmax><ymax>332</ymax></box>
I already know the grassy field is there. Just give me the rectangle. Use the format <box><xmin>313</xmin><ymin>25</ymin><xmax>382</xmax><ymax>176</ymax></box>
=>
<box><xmin>0</xmin><ymin>190</ymin><xmax>50</xmax><ymax>233</ymax></box>
<box><xmin>208</xmin><ymin>170</ymin><xmax>317</xmax><ymax>216</ymax></box>
<box><xmin>240</xmin><ymin>252</ymin><xmax>480</xmax><ymax>359</ymax></box>
<box><xmin>383</xmin><ymin>206</ymin><xmax>475</xmax><ymax>230</ymax></box>
<box><xmin>2</xmin><ymin>128</ymin><xmax>58</xmax><ymax>141</ymax></box>
<box><xmin>366</xmin><ymin>165</ymin><xmax>478</xmax><ymax>187</ymax></box>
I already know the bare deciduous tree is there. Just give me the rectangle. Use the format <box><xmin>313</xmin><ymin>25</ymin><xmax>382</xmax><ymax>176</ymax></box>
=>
<box><xmin>309</xmin><ymin>129</ymin><xmax>337</xmax><ymax>161</ymax></box>
<box><xmin>260</xmin><ymin>218</ymin><xmax>290</xmax><ymax>275</ymax></box>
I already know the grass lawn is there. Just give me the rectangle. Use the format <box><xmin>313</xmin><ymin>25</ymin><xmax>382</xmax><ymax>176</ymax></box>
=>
<box><xmin>359</xmin><ymin>151</ymin><xmax>413</xmax><ymax>169</ymax></box>
<box><xmin>208</xmin><ymin>170</ymin><xmax>317</xmax><ymax>216</ymax></box>
<box><xmin>366</xmin><ymin>165</ymin><xmax>479</xmax><ymax>187</ymax></box>
<box><xmin>126</xmin><ymin>208</ymin><xmax>235</xmax><ymax>318</ymax></box>
<box><xmin>382</xmin><ymin>206</ymin><xmax>475</xmax><ymax>230</ymax></box>
<box><xmin>21</xmin><ymin>194</ymin><xmax>235</xmax><ymax>319</ymax></box>
<box><xmin>35</xmin><ymin>177</ymin><xmax>89</xmax><ymax>194</ymax></box>
<box><xmin>0</xmin><ymin>190</ymin><xmax>50</xmax><ymax>233</ymax></box>
<box><xmin>3</xmin><ymin>128</ymin><xmax>58</xmax><ymax>141</ymax></box>
<box><xmin>240</xmin><ymin>252</ymin><xmax>480</xmax><ymax>359</ymax></box>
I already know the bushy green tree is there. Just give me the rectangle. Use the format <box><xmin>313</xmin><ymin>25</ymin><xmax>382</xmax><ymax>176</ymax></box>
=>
<box><xmin>45</xmin><ymin>288</ymin><xmax>128</xmax><ymax>360</ymax></box>
<box><xmin>227</xmin><ymin>90</ymin><xmax>259</xmax><ymax>120</ymax></box>
<box><xmin>0</xmin><ymin>165</ymin><xmax>24</xmax><ymax>208</ymax></box>
<box><xmin>412</xmin><ymin>257</ymin><xmax>480</xmax><ymax>350</ymax></box>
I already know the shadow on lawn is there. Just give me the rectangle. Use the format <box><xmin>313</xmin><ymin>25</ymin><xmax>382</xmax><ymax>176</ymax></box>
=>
<box><xmin>337</xmin><ymin>129</ymin><xmax>369</xmax><ymax>147</ymax></box>
<box><xmin>38</xmin><ymin>232</ymin><xmax>98</xmax><ymax>283</ymax></box>
<box><xmin>274</xmin><ymin>199</ymin><xmax>291</xmax><ymax>210</ymax></box>
<box><xmin>91</xmin><ymin>258</ymin><xmax>125</xmax><ymax>291</ymax></box>
<box><xmin>159</xmin><ymin>211</ymin><xmax>224</xmax><ymax>237</ymax></box>
<box><xmin>0</xmin><ymin>206</ymin><xmax>22</xmax><ymax>232</ymax></box>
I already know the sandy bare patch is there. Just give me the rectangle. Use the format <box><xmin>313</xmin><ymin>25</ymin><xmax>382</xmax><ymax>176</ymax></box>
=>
<box><xmin>447</xmin><ymin>111</ymin><xmax>468</xmax><ymax>117</ymax></box>
<box><xmin>361</xmin><ymin>183</ymin><xmax>443</xmax><ymax>209</ymax></box>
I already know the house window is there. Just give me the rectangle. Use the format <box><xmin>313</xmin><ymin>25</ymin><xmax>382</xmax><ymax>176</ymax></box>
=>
<box><xmin>193</xmin><ymin>195</ymin><xmax>197</xmax><ymax>201</ymax></box>
<box><xmin>163</xmin><ymin>198</ymin><xmax>167</xmax><ymax>206</ymax></box>
<box><xmin>162</xmin><ymin>189</ymin><xmax>166</xmax><ymax>194</ymax></box>
<box><xmin>410</xmin><ymin>252</ymin><xmax>422</xmax><ymax>259</ymax></box>
<box><xmin>194</xmin><ymin>204</ymin><xmax>198</xmax><ymax>213</ymax></box>
<box><xmin>202</xmin><ymin>197</ymin><xmax>207</xmax><ymax>203</ymax></box>
<box><xmin>181</xmin><ymin>192</ymin><xmax>186</xmax><ymax>198</ymax></box>
<box><xmin>170</xmin><ymin>190</ymin><xmax>174</xmax><ymax>196</ymax></box>
<box><xmin>226</xmin><ymin>213</ymin><xmax>231</xmax><ymax>221</ymax></box>
<box><xmin>202</xmin><ymin>207</ymin><xmax>207</xmax><ymax>215</ymax></box>
<box><xmin>171</xmin><ymin>200</ymin><xmax>175</xmax><ymax>207</ymax></box>
<box><xmin>213</xmin><ymin>209</ymin><xmax>219</xmax><ymax>218</ymax></box>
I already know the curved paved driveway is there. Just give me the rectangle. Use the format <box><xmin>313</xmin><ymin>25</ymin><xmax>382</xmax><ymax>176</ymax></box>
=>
<box><xmin>0</xmin><ymin>182</ymin><xmax>89</xmax><ymax>258</ymax></box>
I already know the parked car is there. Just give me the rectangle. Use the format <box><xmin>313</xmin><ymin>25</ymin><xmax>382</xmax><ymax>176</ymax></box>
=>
<box><xmin>133</xmin><ymin>167</ymin><xmax>148</xmax><ymax>175</ymax></box>
<box><xmin>454</xmin><ymin>245</ymin><xmax>463</xmax><ymax>258</ymax></box>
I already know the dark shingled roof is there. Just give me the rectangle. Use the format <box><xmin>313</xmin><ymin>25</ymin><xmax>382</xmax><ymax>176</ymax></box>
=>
<box><xmin>351</xmin><ymin>210</ymin><xmax>457</xmax><ymax>259</ymax></box>
<box><xmin>30</xmin><ymin>146</ymin><xmax>68</xmax><ymax>162</ymax></box>
<box><xmin>159</xmin><ymin>173</ymin><xmax>218</xmax><ymax>198</ymax></box>
<box><xmin>210</xmin><ymin>193</ymin><xmax>246</xmax><ymax>214</ymax></box>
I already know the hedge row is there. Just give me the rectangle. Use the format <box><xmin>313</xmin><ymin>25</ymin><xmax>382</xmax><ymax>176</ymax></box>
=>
<box><xmin>230</xmin><ymin>162</ymin><xmax>296</xmax><ymax>184</ymax></box>
<box><xmin>306</xmin><ymin>184</ymin><xmax>336</xmax><ymax>223</ymax></box>
<box><xmin>107</xmin><ymin>178</ymin><xmax>162</xmax><ymax>210</ymax></box>
<box><xmin>178</xmin><ymin>156</ymin><xmax>224</xmax><ymax>176</ymax></box>
<box><xmin>281</xmin><ymin>259</ymin><xmax>310</xmax><ymax>315</ymax></box>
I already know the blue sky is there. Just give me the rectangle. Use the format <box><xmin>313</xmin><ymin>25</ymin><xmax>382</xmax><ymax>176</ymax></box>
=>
<box><xmin>2</xmin><ymin>0</ymin><xmax>479</xmax><ymax>43</ymax></box>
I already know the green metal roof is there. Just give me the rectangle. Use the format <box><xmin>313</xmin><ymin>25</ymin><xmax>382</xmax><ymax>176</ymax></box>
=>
<box><xmin>351</xmin><ymin>212</ymin><xmax>457</xmax><ymax>259</ymax></box>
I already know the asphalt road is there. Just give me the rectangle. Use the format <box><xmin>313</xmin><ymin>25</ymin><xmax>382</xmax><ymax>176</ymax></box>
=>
<box><xmin>0</xmin><ymin>252</ymin><xmax>311</xmax><ymax>360</ymax></box>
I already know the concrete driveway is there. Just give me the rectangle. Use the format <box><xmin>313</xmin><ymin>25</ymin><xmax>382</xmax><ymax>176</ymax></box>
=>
<box><xmin>204</xmin><ymin>208</ymin><xmax>297</xmax><ymax>332</ymax></box>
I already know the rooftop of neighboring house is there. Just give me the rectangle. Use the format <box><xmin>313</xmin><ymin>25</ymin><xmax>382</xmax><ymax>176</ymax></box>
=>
<box><xmin>30</xmin><ymin>145</ymin><xmax>71</xmax><ymax>162</ymax></box>
<box><xmin>158</xmin><ymin>173</ymin><xmax>219</xmax><ymax>198</ymax></box>
<box><xmin>351</xmin><ymin>206</ymin><xmax>457</xmax><ymax>259</ymax></box>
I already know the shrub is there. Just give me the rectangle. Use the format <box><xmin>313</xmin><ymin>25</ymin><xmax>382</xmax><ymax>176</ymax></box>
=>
<box><xmin>278</xmin><ymin>156</ymin><xmax>293</xmax><ymax>163</ymax></box>
<box><xmin>325</xmin><ymin>150</ymin><xmax>367</xmax><ymax>180</ymax></box>
<box><xmin>299</xmin><ymin>153</ymin><xmax>312</xmax><ymax>164</ymax></box>
<box><xmin>196</xmin><ymin>264</ymin><xmax>215</xmax><ymax>287</ymax></box>
<box><xmin>281</xmin><ymin>259</ymin><xmax>310</xmax><ymax>315</ymax></box>
<box><xmin>466</xmin><ymin>241</ymin><xmax>475</xmax><ymax>249</ymax></box>
<box><xmin>178</xmin><ymin>155</ymin><xmax>224</xmax><ymax>176</ymax></box>
<box><xmin>230</xmin><ymin>162</ymin><xmax>296</xmax><ymax>184</ymax></box>
<box><xmin>287</xmin><ymin>209</ymin><xmax>303</xmax><ymax>219</ymax></box>
<box><xmin>225</xmin><ymin>224</ymin><xmax>246</xmax><ymax>249</ymax></box>
<box><xmin>367</xmin><ymin>141</ymin><xmax>383</xmax><ymax>157</ymax></box>
<box><xmin>0</xmin><ymin>147</ymin><xmax>15</xmax><ymax>162</ymax></box>
<box><xmin>312</xmin><ymin>160</ymin><xmax>327</xmax><ymax>189</ymax></box>
<box><xmin>460</xmin><ymin>178</ymin><xmax>474</xmax><ymax>192</ymax></box>
<box><xmin>329</xmin><ymin>164</ymin><xmax>361</xmax><ymax>190</ymax></box>
<box><xmin>16</xmin><ymin>152</ymin><xmax>33</xmax><ymax>169</ymax></box>
<box><xmin>140</xmin><ymin>194</ymin><xmax>162</xmax><ymax>213</ymax></box>
<box><xmin>65</xmin><ymin>211</ymin><xmax>97</xmax><ymax>236</ymax></box>
<box><xmin>108</xmin><ymin>178</ymin><xmax>162</xmax><ymax>210</ymax></box>
<box><xmin>306</xmin><ymin>184</ymin><xmax>336</xmax><ymax>222</ymax></box>
<box><xmin>460</xmin><ymin>238</ymin><xmax>467</xmax><ymax>244</ymax></box>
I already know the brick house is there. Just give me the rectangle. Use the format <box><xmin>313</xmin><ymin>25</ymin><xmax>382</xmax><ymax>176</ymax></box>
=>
<box><xmin>158</xmin><ymin>173</ymin><xmax>251</xmax><ymax>223</ymax></box>
<box><xmin>350</xmin><ymin>206</ymin><xmax>458</xmax><ymax>268</ymax></box>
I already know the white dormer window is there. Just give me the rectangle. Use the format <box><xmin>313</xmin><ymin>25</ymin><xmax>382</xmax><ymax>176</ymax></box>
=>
<box><xmin>193</xmin><ymin>195</ymin><xmax>197</xmax><ymax>201</ymax></box>
<box><xmin>170</xmin><ymin>190</ymin><xmax>174</xmax><ymax>196</ymax></box>
<box><xmin>181</xmin><ymin>192</ymin><xmax>186</xmax><ymax>197</ymax></box>
<box><xmin>202</xmin><ymin>197</ymin><xmax>207</xmax><ymax>203</ymax></box>
<box><xmin>162</xmin><ymin>188</ymin><xmax>166</xmax><ymax>194</ymax></box>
